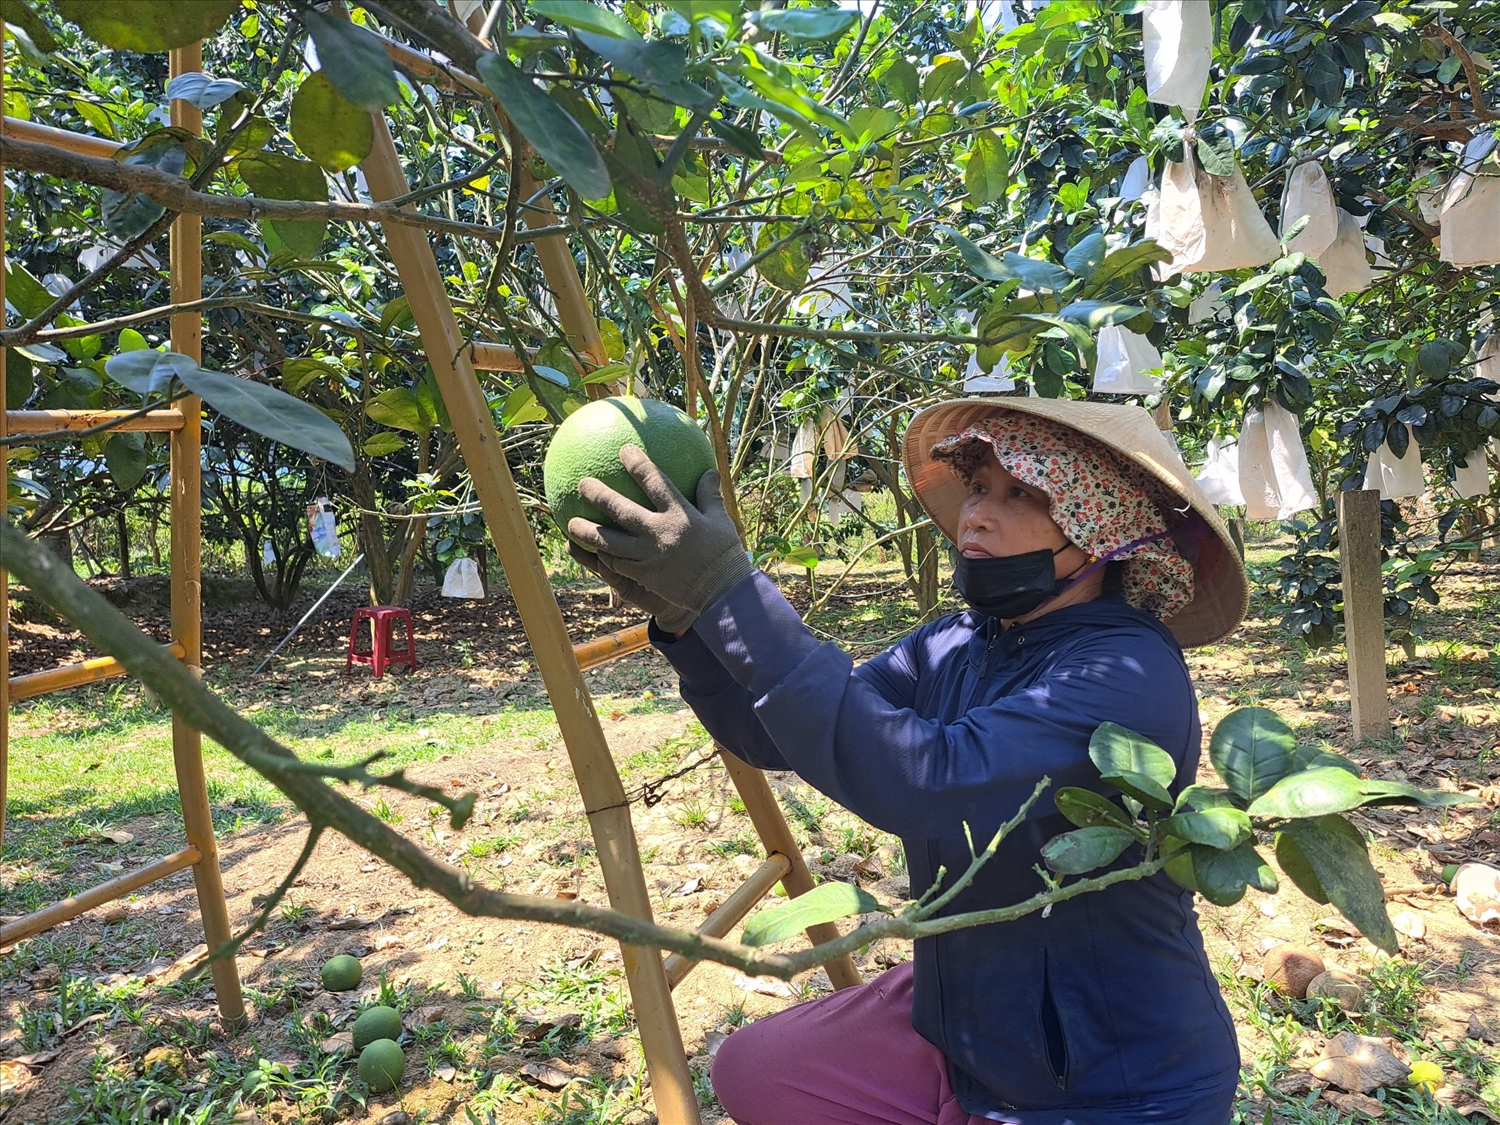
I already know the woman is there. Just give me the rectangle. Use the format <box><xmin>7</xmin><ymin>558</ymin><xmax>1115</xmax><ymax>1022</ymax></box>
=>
<box><xmin>567</xmin><ymin>398</ymin><xmax>1250</xmax><ymax>1125</ymax></box>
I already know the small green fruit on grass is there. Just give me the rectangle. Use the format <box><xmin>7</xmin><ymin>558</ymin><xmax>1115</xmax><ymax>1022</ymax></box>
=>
<box><xmin>320</xmin><ymin>954</ymin><xmax>363</xmax><ymax>992</ymax></box>
<box><xmin>352</xmin><ymin>1005</ymin><xmax>403</xmax><ymax>1050</ymax></box>
<box><xmin>543</xmin><ymin>396</ymin><xmax>717</xmax><ymax>533</ymax></box>
<box><xmin>1409</xmin><ymin>1060</ymin><xmax>1443</xmax><ymax>1093</ymax></box>
<box><xmin>358</xmin><ymin>1038</ymin><xmax>405</xmax><ymax>1092</ymax></box>
<box><xmin>1442</xmin><ymin>863</ymin><xmax>1460</xmax><ymax>886</ymax></box>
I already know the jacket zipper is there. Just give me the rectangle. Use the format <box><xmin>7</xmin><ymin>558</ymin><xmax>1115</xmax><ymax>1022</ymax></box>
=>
<box><xmin>960</xmin><ymin>626</ymin><xmax>1000</xmax><ymax>713</ymax></box>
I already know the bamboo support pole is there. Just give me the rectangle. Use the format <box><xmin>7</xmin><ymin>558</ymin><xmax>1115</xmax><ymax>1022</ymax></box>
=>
<box><xmin>1</xmin><ymin>115</ymin><xmax>118</xmax><ymax>158</ymax></box>
<box><xmin>572</xmin><ymin>622</ymin><xmax>651</xmax><ymax>671</ymax></box>
<box><xmin>717</xmin><ymin>748</ymin><xmax>864</xmax><ymax>989</ymax></box>
<box><xmin>8</xmin><ymin>643</ymin><xmax>186</xmax><ymax>701</ymax></box>
<box><xmin>518</xmin><ymin>168</ymin><xmax>608</xmax><ymax>370</ymax></box>
<box><xmin>168</xmin><ymin>42</ymin><xmax>244</xmax><ymax>1024</ymax></box>
<box><xmin>5</xmin><ymin>409</ymin><xmax>186</xmax><ymax>434</ymax></box>
<box><xmin>663</xmin><ymin>853</ymin><xmax>791</xmax><ymax>988</ymax></box>
<box><xmin>0</xmin><ymin>846</ymin><xmax>201</xmax><ymax>948</ymax></box>
<box><xmin>360</xmin><ymin>117</ymin><xmax>700</xmax><ymax>1125</ymax></box>
<box><xmin>1337</xmin><ymin>489</ymin><xmax>1390</xmax><ymax>740</ymax></box>
<box><xmin>1</xmin><ymin>55</ymin><xmax>9</xmax><ymax>854</ymax></box>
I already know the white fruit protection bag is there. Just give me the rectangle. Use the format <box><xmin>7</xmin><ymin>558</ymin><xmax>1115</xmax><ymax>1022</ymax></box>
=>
<box><xmin>1092</xmin><ymin>325</ymin><xmax>1163</xmax><ymax>394</ymax></box>
<box><xmin>1148</xmin><ymin>147</ymin><xmax>1281</xmax><ymax>276</ymax></box>
<box><xmin>789</xmin><ymin>420</ymin><xmax>817</xmax><ymax>478</ymax></box>
<box><xmin>1454</xmin><ymin>448</ymin><xmax>1492</xmax><ymax>500</ymax></box>
<box><xmin>1439</xmin><ymin>132</ymin><xmax>1500</xmax><ymax>268</ymax></box>
<box><xmin>1194</xmin><ymin>436</ymin><xmax>1246</xmax><ymax>506</ymax></box>
<box><xmin>964</xmin><ymin>349</ymin><xmax>1016</xmax><ymax>393</ymax></box>
<box><xmin>1238</xmin><ymin>401</ymin><xmax>1319</xmax><ymax>519</ymax></box>
<box><xmin>441</xmin><ymin>556</ymin><xmax>485</xmax><ymax>599</ymax></box>
<box><xmin>1362</xmin><ymin>425</ymin><xmax>1426</xmax><ymax>499</ymax></box>
<box><xmin>1315</xmin><ymin>209</ymin><xmax>1374</xmax><ymax>297</ymax></box>
<box><xmin>1280</xmin><ymin>161</ymin><xmax>1339</xmax><ymax>258</ymax></box>
<box><xmin>1144</xmin><ymin>0</ymin><xmax>1211</xmax><ymax>120</ymax></box>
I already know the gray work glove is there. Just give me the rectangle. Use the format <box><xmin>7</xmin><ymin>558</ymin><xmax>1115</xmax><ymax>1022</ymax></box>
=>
<box><xmin>566</xmin><ymin>444</ymin><xmax>754</xmax><ymax>621</ymax></box>
<box><xmin>568</xmin><ymin>542</ymin><xmax>698</xmax><ymax>636</ymax></box>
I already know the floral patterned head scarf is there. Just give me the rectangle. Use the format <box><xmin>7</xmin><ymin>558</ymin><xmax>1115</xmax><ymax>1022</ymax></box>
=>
<box><xmin>930</xmin><ymin>412</ymin><xmax>1195</xmax><ymax>619</ymax></box>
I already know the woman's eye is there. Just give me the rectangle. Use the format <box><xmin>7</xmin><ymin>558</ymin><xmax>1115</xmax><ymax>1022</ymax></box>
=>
<box><xmin>1012</xmin><ymin>486</ymin><xmax>1031</xmax><ymax>499</ymax></box>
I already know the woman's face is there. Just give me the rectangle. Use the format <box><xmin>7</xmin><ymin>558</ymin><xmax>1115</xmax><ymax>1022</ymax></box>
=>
<box><xmin>957</xmin><ymin>454</ymin><xmax>1084</xmax><ymax>571</ymax></box>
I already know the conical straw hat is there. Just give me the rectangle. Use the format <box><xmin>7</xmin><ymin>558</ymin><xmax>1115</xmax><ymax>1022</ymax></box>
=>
<box><xmin>903</xmin><ymin>397</ymin><xmax>1249</xmax><ymax>647</ymax></box>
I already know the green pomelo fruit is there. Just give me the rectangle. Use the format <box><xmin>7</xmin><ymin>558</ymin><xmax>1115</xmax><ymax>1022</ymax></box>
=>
<box><xmin>544</xmin><ymin>396</ymin><xmax>717</xmax><ymax>533</ymax></box>
<box><xmin>352</xmin><ymin>1005</ymin><xmax>403</xmax><ymax>1050</ymax></box>
<box><xmin>357</xmin><ymin>1038</ymin><xmax>405</xmax><ymax>1092</ymax></box>
<box><xmin>320</xmin><ymin>954</ymin><xmax>363</xmax><ymax>992</ymax></box>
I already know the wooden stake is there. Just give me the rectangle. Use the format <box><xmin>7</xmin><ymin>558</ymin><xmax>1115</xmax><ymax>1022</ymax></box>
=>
<box><xmin>360</xmin><ymin>119</ymin><xmax>700</xmax><ymax>1125</ymax></box>
<box><xmin>518</xmin><ymin>168</ymin><xmax>608</xmax><ymax>370</ymax></box>
<box><xmin>1337</xmin><ymin>489</ymin><xmax>1389</xmax><ymax>741</ymax></box>
<box><xmin>718</xmin><ymin>749</ymin><xmax>863</xmax><ymax>988</ymax></box>
<box><xmin>1</xmin><ymin>52</ymin><xmax>9</xmax><ymax>854</ymax></box>
<box><xmin>168</xmin><ymin>42</ymin><xmax>244</xmax><ymax>1025</ymax></box>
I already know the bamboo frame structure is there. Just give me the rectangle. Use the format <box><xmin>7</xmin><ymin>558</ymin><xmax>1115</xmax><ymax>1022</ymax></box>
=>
<box><xmin>1</xmin><ymin>37</ymin><xmax>862</xmax><ymax>1119</ymax></box>
<box><xmin>0</xmin><ymin>49</ymin><xmax>247</xmax><ymax>1025</ymax></box>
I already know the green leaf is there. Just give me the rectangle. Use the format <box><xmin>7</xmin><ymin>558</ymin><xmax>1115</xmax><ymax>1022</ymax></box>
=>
<box><xmin>362</xmin><ymin>432</ymin><xmax>406</xmax><ymax>457</ymax></box>
<box><xmin>6</xmin><ymin>261</ymin><xmax>55</xmax><ymax>319</ymax></box>
<box><xmin>165</xmin><ymin>71</ymin><xmax>246</xmax><ymax>111</ymax></box>
<box><xmin>281</xmin><ymin>357</ymin><xmax>337</xmax><ymax>395</ymax></box>
<box><xmin>1151</xmin><ymin>116</ymin><xmax>1185</xmax><ymax>163</ymax></box>
<box><xmin>499</xmin><ymin>385</ymin><xmax>546</xmax><ymax>428</ymax></box>
<box><xmin>55</xmin><ymin>0</ymin><xmax>239</xmax><ymax>51</ymax></box>
<box><xmin>1196</xmin><ymin>122</ymin><xmax>1237</xmax><ymax>177</ymax></box>
<box><xmin>301</xmin><ymin>9</ymin><xmax>401</xmax><ymax>111</ymax></box>
<box><xmin>940</xmin><ymin>225</ymin><xmax>1013</xmax><ymax>282</ymax></box>
<box><xmin>1063</xmin><ymin>230</ymin><xmax>1107</xmax><ymax>278</ymax></box>
<box><xmin>290</xmin><ymin>72</ymin><xmax>373</xmax><ymax>173</ymax></box>
<box><xmin>783</xmin><ymin>545</ymin><xmax>819</xmax><ymax>568</ymax></box>
<box><xmin>965</xmin><ymin>130</ymin><xmax>1010</xmax><ymax>205</ymax></box>
<box><xmin>1041</xmin><ymin>826</ymin><xmax>1137</xmax><ymax>875</ymax></box>
<box><xmin>1000</xmin><ymin>252</ymin><xmax>1072</xmax><ymax>293</ymax></box>
<box><xmin>104</xmin><ymin>432</ymin><xmax>149</xmax><ymax>490</ymax></box>
<box><xmin>1191</xmin><ymin>841</ymin><xmax>1277</xmax><ymax>906</ymax></box>
<box><xmin>1273</xmin><ymin>830</ymin><xmax>1330</xmax><ymax>903</ymax></box>
<box><xmin>367</xmin><ymin>387</ymin><xmax>430</xmax><ymax>435</ymax></box>
<box><xmin>1354</xmin><ymin>780</ymin><xmax>1476</xmax><ymax>809</ymax></box>
<box><xmin>476</xmin><ymin>53</ymin><xmax>611</xmax><ymax>200</ymax></box>
<box><xmin>1056</xmin><ymin>300</ymin><xmax>1146</xmax><ymax>328</ymax></box>
<box><xmin>103</xmin><ymin>134</ymin><xmax>188</xmax><ymax>240</ymax></box>
<box><xmin>878</xmin><ymin>58</ymin><xmax>920</xmax><ymax>105</ymax></box>
<box><xmin>533</xmin><ymin>0</ymin><xmax>640</xmax><ymax>39</ymax></box>
<box><xmin>1089</xmin><ymin>722</ymin><xmax>1178</xmax><ymax>789</ymax></box>
<box><xmin>177</xmin><ymin>364</ymin><xmax>355</xmax><ymax>470</ymax></box>
<box><xmin>923</xmin><ymin>58</ymin><xmax>968</xmax><ymax>103</ymax></box>
<box><xmin>1292</xmin><ymin>745</ymin><xmax>1360</xmax><ymax>775</ymax></box>
<box><xmin>741</xmin><ymin>881</ymin><xmax>884</xmax><ymax>946</ymax></box>
<box><xmin>1</xmin><ymin>0</ymin><xmax>58</xmax><ymax>53</ymax></box>
<box><xmin>707</xmin><ymin>117</ymin><xmax>764</xmax><ymax>160</ymax></box>
<box><xmin>1248</xmin><ymin>766</ymin><xmax>1367</xmax><ymax>820</ymax></box>
<box><xmin>1209</xmin><ymin>707</ymin><xmax>1295</xmax><ymax>803</ymax></box>
<box><xmin>1164</xmin><ymin>804</ymin><xmax>1253</xmax><ymax>850</ymax></box>
<box><xmin>754</xmin><ymin>220</ymin><xmax>812</xmax><ymax>292</ymax></box>
<box><xmin>575</xmin><ymin>30</ymin><xmax>712</xmax><ymax>109</ymax></box>
<box><xmin>1281</xmin><ymin>816</ymin><xmax>1398</xmax><ymax>954</ymax></box>
<box><xmin>1054</xmin><ymin>787</ymin><xmax>1135</xmax><ymax>830</ymax></box>
<box><xmin>104</xmin><ymin>349</ymin><xmax>190</xmax><ymax>395</ymax></box>
<box><xmin>237</xmin><ymin>153</ymin><xmax>328</xmax><ymax>258</ymax></box>
<box><xmin>5</xmin><ymin>352</ymin><xmax>35</xmax><ymax>409</ymax></box>
<box><xmin>1085</xmin><ymin>240</ymin><xmax>1172</xmax><ymax>292</ymax></box>
<box><xmin>751</xmin><ymin>7</ymin><xmax>858</xmax><ymax>41</ymax></box>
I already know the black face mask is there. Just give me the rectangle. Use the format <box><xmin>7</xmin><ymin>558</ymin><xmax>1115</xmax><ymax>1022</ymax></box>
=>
<box><xmin>952</xmin><ymin>545</ymin><xmax>1070</xmax><ymax>620</ymax></box>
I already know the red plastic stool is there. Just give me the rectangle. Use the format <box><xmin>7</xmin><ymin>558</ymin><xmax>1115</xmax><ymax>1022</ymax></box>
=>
<box><xmin>346</xmin><ymin>606</ymin><xmax>417</xmax><ymax>678</ymax></box>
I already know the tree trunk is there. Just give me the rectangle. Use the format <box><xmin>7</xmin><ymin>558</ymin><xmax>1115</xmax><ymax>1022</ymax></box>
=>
<box><xmin>39</xmin><ymin>529</ymin><xmax>73</xmax><ymax>570</ymax></box>
<box><xmin>116</xmin><ymin>508</ymin><xmax>132</xmax><ymax>579</ymax></box>
<box><xmin>390</xmin><ymin>514</ymin><xmax>424</xmax><ymax>606</ymax></box>
<box><xmin>914</xmin><ymin>523</ymin><xmax>941</xmax><ymax>621</ymax></box>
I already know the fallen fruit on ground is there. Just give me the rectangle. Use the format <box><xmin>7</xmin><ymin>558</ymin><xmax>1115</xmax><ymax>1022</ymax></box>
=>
<box><xmin>1305</xmin><ymin>969</ymin><xmax>1365</xmax><ymax>1011</ymax></box>
<box><xmin>320</xmin><ymin>954</ymin><xmax>363</xmax><ymax>992</ymax></box>
<box><xmin>544</xmin><ymin>396</ymin><xmax>717</xmax><ymax>532</ymax></box>
<box><xmin>352</xmin><ymin>1005</ymin><xmax>403</xmax><ymax>1050</ymax></box>
<box><xmin>358</xmin><ymin>1038</ymin><xmax>405</xmax><ymax>1092</ymax></box>
<box><xmin>1264</xmin><ymin>944</ymin><xmax>1326</xmax><ymax>998</ymax></box>
<box><xmin>1310</xmin><ymin>1030</ymin><xmax>1411</xmax><ymax>1093</ymax></box>
<box><xmin>1408</xmin><ymin>1060</ymin><xmax>1443</xmax><ymax>1093</ymax></box>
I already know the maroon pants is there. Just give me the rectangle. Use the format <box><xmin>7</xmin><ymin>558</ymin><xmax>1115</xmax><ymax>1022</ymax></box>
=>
<box><xmin>710</xmin><ymin>962</ymin><xmax>986</xmax><ymax>1125</ymax></box>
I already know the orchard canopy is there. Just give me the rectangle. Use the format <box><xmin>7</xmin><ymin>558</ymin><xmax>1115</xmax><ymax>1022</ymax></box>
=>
<box><xmin>1</xmin><ymin>0</ymin><xmax>1498</xmax><ymax>630</ymax></box>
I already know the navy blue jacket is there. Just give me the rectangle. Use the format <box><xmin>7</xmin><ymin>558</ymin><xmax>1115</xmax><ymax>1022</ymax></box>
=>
<box><xmin>653</xmin><ymin>571</ymin><xmax>1239</xmax><ymax>1124</ymax></box>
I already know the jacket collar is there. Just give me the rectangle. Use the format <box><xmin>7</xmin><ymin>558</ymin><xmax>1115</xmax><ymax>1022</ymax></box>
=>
<box><xmin>963</xmin><ymin>594</ymin><xmax>1173</xmax><ymax>668</ymax></box>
